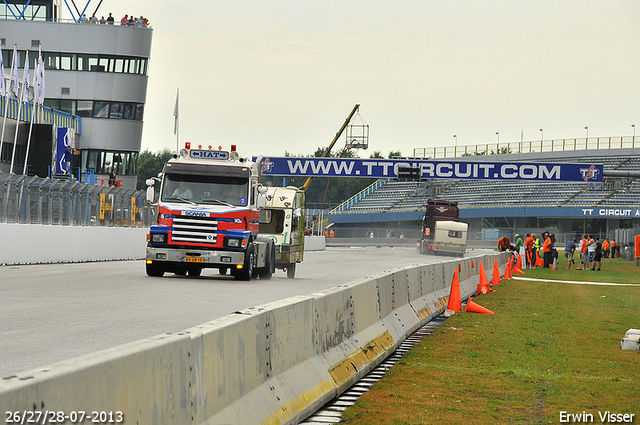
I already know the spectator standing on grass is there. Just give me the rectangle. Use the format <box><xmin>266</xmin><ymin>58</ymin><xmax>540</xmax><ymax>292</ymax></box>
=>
<box><xmin>587</xmin><ymin>234</ymin><xmax>596</xmax><ymax>265</ymax></box>
<box><xmin>611</xmin><ymin>239</ymin><xmax>616</xmax><ymax>258</ymax></box>
<box><xmin>524</xmin><ymin>233</ymin><xmax>534</xmax><ymax>267</ymax></box>
<box><xmin>592</xmin><ymin>237</ymin><xmax>602</xmax><ymax>271</ymax></box>
<box><xmin>564</xmin><ymin>238</ymin><xmax>576</xmax><ymax>270</ymax></box>
<box><xmin>514</xmin><ymin>234</ymin><xmax>523</xmax><ymax>251</ymax></box>
<box><xmin>577</xmin><ymin>235</ymin><xmax>588</xmax><ymax>270</ymax></box>
<box><xmin>542</xmin><ymin>234</ymin><xmax>553</xmax><ymax>268</ymax></box>
<box><xmin>602</xmin><ymin>239</ymin><xmax>610</xmax><ymax>258</ymax></box>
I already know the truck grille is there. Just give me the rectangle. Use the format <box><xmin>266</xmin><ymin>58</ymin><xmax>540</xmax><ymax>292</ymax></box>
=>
<box><xmin>171</xmin><ymin>216</ymin><xmax>218</xmax><ymax>245</ymax></box>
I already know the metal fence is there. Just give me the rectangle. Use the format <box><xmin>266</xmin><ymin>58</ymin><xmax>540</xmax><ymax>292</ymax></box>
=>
<box><xmin>412</xmin><ymin>136</ymin><xmax>639</xmax><ymax>159</ymax></box>
<box><xmin>0</xmin><ymin>173</ymin><xmax>154</xmax><ymax>227</ymax></box>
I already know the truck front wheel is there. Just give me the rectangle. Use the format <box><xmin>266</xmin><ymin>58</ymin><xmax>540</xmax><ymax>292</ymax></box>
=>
<box><xmin>235</xmin><ymin>244</ymin><xmax>255</xmax><ymax>281</ymax></box>
<box><xmin>258</xmin><ymin>242</ymin><xmax>275</xmax><ymax>280</ymax></box>
<box><xmin>146</xmin><ymin>262</ymin><xmax>165</xmax><ymax>277</ymax></box>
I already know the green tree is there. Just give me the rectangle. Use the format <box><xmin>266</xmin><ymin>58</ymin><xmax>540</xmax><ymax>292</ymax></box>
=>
<box><xmin>136</xmin><ymin>149</ymin><xmax>173</xmax><ymax>190</ymax></box>
<box><xmin>388</xmin><ymin>150</ymin><xmax>402</xmax><ymax>158</ymax></box>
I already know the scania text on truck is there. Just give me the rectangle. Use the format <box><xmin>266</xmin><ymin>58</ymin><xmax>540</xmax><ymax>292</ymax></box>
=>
<box><xmin>419</xmin><ymin>199</ymin><xmax>468</xmax><ymax>257</ymax></box>
<box><xmin>145</xmin><ymin>144</ymin><xmax>276</xmax><ymax>280</ymax></box>
<box><xmin>258</xmin><ymin>186</ymin><xmax>305</xmax><ymax>278</ymax></box>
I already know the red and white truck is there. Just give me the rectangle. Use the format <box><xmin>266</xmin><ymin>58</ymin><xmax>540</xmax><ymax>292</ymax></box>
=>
<box><xmin>145</xmin><ymin>144</ymin><xmax>276</xmax><ymax>280</ymax></box>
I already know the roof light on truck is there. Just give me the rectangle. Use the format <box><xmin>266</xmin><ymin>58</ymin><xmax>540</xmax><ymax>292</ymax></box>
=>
<box><xmin>230</xmin><ymin>144</ymin><xmax>239</xmax><ymax>161</ymax></box>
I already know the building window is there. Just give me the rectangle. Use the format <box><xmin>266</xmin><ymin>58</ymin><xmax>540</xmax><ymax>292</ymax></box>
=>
<box><xmin>83</xmin><ymin>150</ymin><xmax>138</xmax><ymax>175</ymax></box>
<box><xmin>93</xmin><ymin>101</ymin><xmax>110</xmax><ymax>118</ymax></box>
<box><xmin>6</xmin><ymin>49</ymin><xmax>148</xmax><ymax>75</ymax></box>
<box><xmin>42</xmin><ymin>99</ymin><xmax>144</xmax><ymax>121</ymax></box>
<box><xmin>109</xmin><ymin>103</ymin><xmax>123</xmax><ymax>119</ymax></box>
<box><xmin>76</xmin><ymin>100</ymin><xmax>93</xmax><ymax>117</ymax></box>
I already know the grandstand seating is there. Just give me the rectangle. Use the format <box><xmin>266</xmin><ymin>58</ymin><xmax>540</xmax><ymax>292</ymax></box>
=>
<box><xmin>330</xmin><ymin>149</ymin><xmax>640</xmax><ymax>216</ymax></box>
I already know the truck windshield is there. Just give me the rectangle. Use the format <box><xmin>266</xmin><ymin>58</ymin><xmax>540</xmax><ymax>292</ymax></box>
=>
<box><xmin>161</xmin><ymin>174</ymin><xmax>249</xmax><ymax>206</ymax></box>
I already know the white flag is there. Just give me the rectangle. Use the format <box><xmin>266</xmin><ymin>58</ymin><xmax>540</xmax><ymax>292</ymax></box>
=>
<box><xmin>0</xmin><ymin>48</ymin><xmax>5</xmax><ymax>97</ymax></box>
<box><xmin>38</xmin><ymin>54</ymin><xmax>45</xmax><ymax>104</ymax></box>
<box><xmin>22</xmin><ymin>51</ymin><xmax>30</xmax><ymax>102</ymax></box>
<box><xmin>11</xmin><ymin>45</ymin><xmax>19</xmax><ymax>98</ymax></box>
<box><xmin>173</xmin><ymin>89</ymin><xmax>179</xmax><ymax>135</ymax></box>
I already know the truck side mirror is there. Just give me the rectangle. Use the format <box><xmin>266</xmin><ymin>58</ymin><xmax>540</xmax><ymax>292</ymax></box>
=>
<box><xmin>146</xmin><ymin>185</ymin><xmax>155</xmax><ymax>204</ymax></box>
<box><xmin>145</xmin><ymin>178</ymin><xmax>158</xmax><ymax>205</ymax></box>
<box><xmin>257</xmin><ymin>192</ymin><xmax>266</xmax><ymax>209</ymax></box>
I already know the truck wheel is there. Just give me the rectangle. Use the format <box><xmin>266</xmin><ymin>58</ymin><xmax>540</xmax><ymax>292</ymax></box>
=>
<box><xmin>235</xmin><ymin>244</ymin><xmax>254</xmax><ymax>281</ymax></box>
<box><xmin>188</xmin><ymin>267</ymin><xmax>202</xmax><ymax>277</ymax></box>
<box><xmin>258</xmin><ymin>243</ymin><xmax>275</xmax><ymax>280</ymax></box>
<box><xmin>286</xmin><ymin>263</ymin><xmax>296</xmax><ymax>279</ymax></box>
<box><xmin>146</xmin><ymin>262</ymin><xmax>164</xmax><ymax>277</ymax></box>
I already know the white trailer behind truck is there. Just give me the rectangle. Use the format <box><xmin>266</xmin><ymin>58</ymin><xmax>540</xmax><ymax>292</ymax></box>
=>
<box><xmin>431</xmin><ymin>220</ymin><xmax>468</xmax><ymax>257</ymax></box>
<box><xmin>258</xmin><ymin>186</ymin><xmax>305</xmax><ymax>278</ymax></box>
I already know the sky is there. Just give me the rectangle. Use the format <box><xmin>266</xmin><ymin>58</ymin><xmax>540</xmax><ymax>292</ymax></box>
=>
<box><xmin>97</xmin><ymin>0</ymin><xmax>639</xmax><ymax>158</ymax></box>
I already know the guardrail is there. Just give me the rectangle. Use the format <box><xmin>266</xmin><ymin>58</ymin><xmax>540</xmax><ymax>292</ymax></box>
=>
<box><xmin>413</xmin><ymin>136</ymin><xmax>638</xmax><ymax>159</ymax></box>
<box><xmin>0</xmin><ymin>174</ymin><xmax>153</xmax><ymax>227</ymax></box>
<box><xmin>0</xmin><ymin>252</ymin><xmax>506</xmax><ymax>424</ymax></box>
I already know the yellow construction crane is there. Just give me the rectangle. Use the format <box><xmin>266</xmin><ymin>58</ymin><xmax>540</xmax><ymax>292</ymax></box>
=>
<box><xmin>300</xmin><ymin>104</ymin><xmax>366</xmax><ymax>192</ymax></box>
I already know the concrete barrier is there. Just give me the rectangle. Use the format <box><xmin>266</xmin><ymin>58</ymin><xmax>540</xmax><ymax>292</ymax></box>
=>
<box><xmin>0</xmin><ymin>226</ymin><xmax>326</xmax><ymax>266</ymax></box>
<box><xmin>0</xmin><ymin>223</ymin><xmax>147</xmax><ymax>265</ymax></box>
<box><xmin>0</xmin><ymin>252</ymin><xmax>506</xmax><ymax>425</ymax></box>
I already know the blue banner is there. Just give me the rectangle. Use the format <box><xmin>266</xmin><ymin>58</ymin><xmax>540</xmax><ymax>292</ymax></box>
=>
<box><xmin>55</xmin><ymin>127</ymin><xmax>75</xmax><ymax>175</ymax></box>
<box><xmin>257</xmin><ymin>157</ymin><xmax>603</xmax><ymax>183</ymax></box>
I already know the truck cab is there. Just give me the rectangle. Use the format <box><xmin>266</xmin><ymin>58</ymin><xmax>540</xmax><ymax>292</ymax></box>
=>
<box><xmin>259</xmin><ymin>186</ymin><xmax>305</xmax><ymax>278</ymax></box>
<box><xmin>145</xmin><ymin>145</ymin><xmax>275</xmax><ymax>280</ymax></box>
<box><xmin>419</xmin><ymin>199</ymin><xmax>468</xmax><ymax>257</ymax></box>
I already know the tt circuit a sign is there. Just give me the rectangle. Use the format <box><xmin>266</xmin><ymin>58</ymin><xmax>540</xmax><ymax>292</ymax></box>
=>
<box><xmin>582</xmin><ymin>208</ymin><xmax>640</xmax><ymax>217</ymax></box>
<box><xmin>258</xmin><ymin>157</ymin><xmax>604</xmax><ymax>183</ymax></box>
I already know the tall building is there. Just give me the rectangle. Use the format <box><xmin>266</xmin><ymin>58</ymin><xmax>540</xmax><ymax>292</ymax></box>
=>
<box><xmin>0</xmin><ymin>0</ymin><xmax>153</xmax><ymax>189</ymax></box>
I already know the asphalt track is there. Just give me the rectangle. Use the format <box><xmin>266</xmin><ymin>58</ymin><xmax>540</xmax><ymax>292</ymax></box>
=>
<box><xmin>0</xmin><ymin>246</ymin><xmax>491</xmax><ymax>378</ymax></box>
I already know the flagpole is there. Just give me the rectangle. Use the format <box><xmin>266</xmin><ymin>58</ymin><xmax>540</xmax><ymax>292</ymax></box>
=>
<box><xmin>10</xmin><ymin>49</ymin><xmax>28</xmax><ymax>174</ymax></box>
<box><xmin>24</xmin><ymin>45</ymin><xmax>42</xmax><ymax>175</ymax></box>
<box><xmin>174</xmin><ymin>88</ymin><xmax>179</xmax><ymax>151</ymax></box>
<box><xmin>1</xmin><ymin>45</ymin><xmax>17</xmax><ymax>164</ymax></box>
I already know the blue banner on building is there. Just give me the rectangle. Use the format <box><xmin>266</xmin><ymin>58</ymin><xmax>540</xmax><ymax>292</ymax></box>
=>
<box><xmin>257</xmin><ymin>157</ymin><xmax>604</xmax><ymax>183</ymax></box>
<box><xmin>55</xmin><ymin>127</ymin><xmax>75</xmax><ymax>175</ymax></box>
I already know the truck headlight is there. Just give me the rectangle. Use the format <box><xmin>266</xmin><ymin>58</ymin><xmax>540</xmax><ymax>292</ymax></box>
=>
<box><xmin>224</xmin><ymin>238</ymin><xmax>247</xmax><ymax>248</ymax></box>
<box><xmin>226</xmin><ymin>238</ymin><xmax>241</xmax><ymax>247</ymax></box>
<box><xmin>151</xmin><ymin>233</ymin><xmax>166</xmax><ymax>243</ymax></box>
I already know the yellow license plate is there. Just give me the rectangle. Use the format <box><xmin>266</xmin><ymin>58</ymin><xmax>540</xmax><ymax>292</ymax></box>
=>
<box><xmin>184</xmin><ymin>257</ymin><xmax>204</xmax><ymax>263</ymax></box>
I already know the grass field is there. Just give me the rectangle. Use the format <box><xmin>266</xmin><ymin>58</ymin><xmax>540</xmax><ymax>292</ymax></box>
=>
<box><xmin>342</xmin><ymin>258</ymin><xmax>640</xmax><ymax>424</ymax></box>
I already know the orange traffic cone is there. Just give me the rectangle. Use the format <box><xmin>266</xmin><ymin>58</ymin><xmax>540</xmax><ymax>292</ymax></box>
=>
<box><xmin>552</xmin><ymin>257</ymin><xmax>558</xmax><ymax>271</ymax></box>
<box><xmin>477</xmin><ymin>261</ymin><xmax>492</xmax><ymax>295</ymax></box>
<box><xmin>465</xmin><ymin>298</ymin><xmax>495</xmax><ymax>315</ymax></box>
<box><xmin>446</xmin><ymin>269</ymin><xmax>462</xmax><ymax>313</ymax></box>
<box><xmin>491</xmin><ymin>259</ymin><xmax>501</xmax><ymax>286</ymax></box>
<box><xmin>503</xmin><ymin>262</ymin><xmax>513</xmax><ymax>279</ymax></box>
<box><xmin>535</xmin><ymin>253</ymin><xmax>544</xmax><ymax>267</ymax></box>
<box><xmin>511</xmin><ymin>255</ymin><xmax>525</xmax><ymax>274</ymax></box>
<box><xmin>516</xmin><ymin>254</ymin><xmax>523</xmax><ymax>271</ymax></box>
